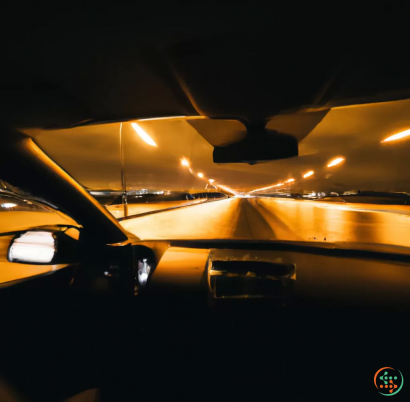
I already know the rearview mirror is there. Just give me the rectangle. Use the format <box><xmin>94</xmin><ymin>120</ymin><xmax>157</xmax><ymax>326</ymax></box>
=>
<box><xmin>213</xmin><ymin>129</ymin><xmax>298</xmax><ymax>164</ymax></box>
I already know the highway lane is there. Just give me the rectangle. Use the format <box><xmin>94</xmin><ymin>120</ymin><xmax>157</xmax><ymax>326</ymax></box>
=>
<box><xmin>254</xmin><ymin>197</ymin><xmax>410</xmax><ymax>249</ymax></box>
<box><xmin>121</xmin><ymin>198</ymin><xmax>242</xmax><ymax>240</ymax></box>
<box><xmin>106</xmin><ymin>199</ymin><xmax>206</xmax><ymax>218</ymax></box>
<box><xmin>120</xmin><ymin>197</ymin><xmax>410</xmax><ymax>251</ymax></box>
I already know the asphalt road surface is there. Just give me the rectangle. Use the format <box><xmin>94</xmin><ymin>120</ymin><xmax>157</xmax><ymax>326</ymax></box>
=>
<box><xmin>105</xmin><ymin>199</ymin><xmax>205</xmax><ymax>218</ymax></box>
<box><xmin>121</xmin><ymin>197</ymin><xmax>410</xmax><ymax>251</ymax></box>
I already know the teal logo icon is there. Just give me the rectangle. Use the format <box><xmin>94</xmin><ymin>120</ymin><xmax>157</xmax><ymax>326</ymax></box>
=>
<box><xmin>374</xmin><ymin>367</ymin><xmax>403</xmax><ymax>396</ymax></box>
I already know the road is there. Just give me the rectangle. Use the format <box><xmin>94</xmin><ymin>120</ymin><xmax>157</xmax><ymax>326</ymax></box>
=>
<box><xmin>120</xmin><ymin>197</ymin><xmax>410</xmax><ymax>251</ymax></box>
<box><xmin>106</xmin><ymin>199</ymin><xmax>206</xmax><ymax>218</ymax></box>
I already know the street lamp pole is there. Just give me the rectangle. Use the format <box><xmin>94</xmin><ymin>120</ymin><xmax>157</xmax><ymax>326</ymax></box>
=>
<box><xmin>119</xmin><ymin>123</ymin><xmax>128</xmax><ymax>217</ymax></box>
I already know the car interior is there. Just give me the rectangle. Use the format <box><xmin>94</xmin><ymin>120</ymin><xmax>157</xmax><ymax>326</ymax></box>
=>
<box><xmin>1</xmin><ymin>3</ymin><xmax>410</xmax><ymax>401</ymax></box>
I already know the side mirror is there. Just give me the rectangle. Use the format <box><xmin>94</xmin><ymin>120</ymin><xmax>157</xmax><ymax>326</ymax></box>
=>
<box><xmin>5</xmin><ymin>226</ymin><xmax>157</xmax><ymax>296</ymax></box>
<box><xmin>8</xmin><ymin>227</ymin><xmax>80</xmax><ymax>264</ymax></box>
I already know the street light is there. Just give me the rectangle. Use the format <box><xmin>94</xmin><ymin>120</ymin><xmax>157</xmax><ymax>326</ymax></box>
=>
<box><xmin>131</xmin><ymin>122</ymin><xmax>157</xmax><ymax>147</ymax></box>
<box><xmin>286</xmin><ymin>178</ymin><xmax>295</xmax><ymax>183</ymax></box>
<box><xmin>197</xmin><ymin>173</ymin><xmax>204</xmax><ymax>178</ymax></box>
<box><xmin>382</xmin><ymin>128</ymin><xmax>410</xmax><ymax>142</ymax></box>
<box><xmin>181</xmin><ymin>158</ymin><xmax>190</xmax><ymax>167</ymax></box>
<box><xmin>303</xmin><ymin>171</ymin><xmax>314</xmax><ymax>178</ymax></box>
<box><xmin>209</xmin><ymin>179</ymin><xmax>215</xmax><ymax>183</ymax></box>
<box><xmin>327</xmin><ymin>157</ymin><xmax>344</xmax><ymax>167</ymax></box>
<box><xmin>249</xmin><ymin>182</ymin><xmax>284</xmax><ymax>193</ymax></box>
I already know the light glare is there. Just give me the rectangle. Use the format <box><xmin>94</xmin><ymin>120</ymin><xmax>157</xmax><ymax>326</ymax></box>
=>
<box><xmin>138</xmin><ymin>258</ymin><xmax>151</xmax><ymax>287</ymax></box>
<box><xmin>209</xmin><ymin>179</ymin><xmax>215</xmax><ymax>183</ymax></box>
<box><xmin>138</xmin><ymin>116</ymin><xmax>186</xmax><ymax>121</ymax></box>
<box><xmin>197</xmin><ymin>173</ymin><xmax>204</xmax><ymax>178</ymax></box>
<box><xmin>8</xmin><ymin>231</ymin><xmax>56</xmax><ymax>263</ymax></box>
<box><xmin>382</xmin><ymin>129</ymin><xmax>410</xmax><ymax>142</ymax></box>
<box><xmin>303</xmin><ymin>171</ymin><xmax>314</xmax><ymax>178</ymax></box>
<box><xmin>286</xmin><ymin>178</ymin><xmax>295</xmax><ymax>183</ymax></box>
<box><xmin>137</xmin><ymin>116</ymin><xmax>206</xmax><ymax>122</ymax></box>
<box><xmin>249</xmin><ymin>182</ymin><xmax>284</xmax><ymax>193</ymax></box>
<box><xmin>181</xmin><ymin>158</ymin><xmax>190</xmax><ymax>167</ymax></box>
<box><xmin>131</xmin><ymin>123</ymin><xmax>157</xmax><ymax>147</ymax></box>
<box><xmin>1</xmin><ymin>203</ymin><xmax>17</xmax><ymax>208</ymax></box>
<box><xmin>327</xmin><ymin>157</ymin><xmax>345</xmax><ymax>167</ymax></box>
<box><xmin>217</xmin><ymin>184</ymin><xmax>238</xmax><ymax>195</ymax></box>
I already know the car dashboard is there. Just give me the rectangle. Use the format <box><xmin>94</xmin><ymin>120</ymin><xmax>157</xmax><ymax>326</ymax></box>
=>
<box><xmin>143</xmin><ymin>240</ymin><xmax>410</xmax><ymax>309</ymax></box>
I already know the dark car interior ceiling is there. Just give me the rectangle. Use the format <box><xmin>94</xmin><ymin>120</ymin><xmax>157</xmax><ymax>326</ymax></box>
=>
<box><xmin>0</xmin><ymin>4</ymin><xmax>408</xmax><ymax>137</ymax></box>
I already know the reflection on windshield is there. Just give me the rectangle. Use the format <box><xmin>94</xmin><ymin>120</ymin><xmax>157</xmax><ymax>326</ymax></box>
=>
<box><xmin>31</xmin><ymin>102</ymin><xmax>410</xmax><ymax>198</ymax></box>
<box><xmin>28</xmin><ymin>102</ymin><xmax>410</xmax><ymax>254</ymax></box>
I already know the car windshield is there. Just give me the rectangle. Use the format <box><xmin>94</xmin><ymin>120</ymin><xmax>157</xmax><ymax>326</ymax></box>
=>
<box><xmin>27</xmin><ymin>100</ymin><xmax>410</xmax><ymax>252</ymax></box>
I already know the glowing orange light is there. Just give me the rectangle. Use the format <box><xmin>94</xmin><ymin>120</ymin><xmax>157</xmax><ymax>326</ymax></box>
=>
<box><xmin>131</xmin><ymin>123</ymin><xmax>157</xmax><ymax>147</ymax></box>
<box><xmin>249</xmin><ymin>186</ymin><xmax>271</xmax><ymax>193</ymax></box>
<box><xmin>303</xmin><ymin>171</ymin><xmax>314</xmax><ymax>178</ymax></box>
<box><xmin>208</xmin><ymin>179</ymin><xmax>215</xmax><ymax>183</ymax></box>
<box><xmin>327</xmin><ymin>157</ymin><xmax>345</xmax><ymax>167</ymax></box>
<box><xmin>382</xmin><ymin>129</ymin><xmax>410</xmax><ymax>142</ymax></box>
<box><xmin>286</xmin><ymin>178</ymin><xmax>295</xmax><ymax>183</ymax></box>
<box><xmin>181</xmin><ymin>158</ymin><xmax>190</xmax><ymax>167</ymax></box>
<box><xmin>137</xmin><ymin>116</ymin><xmax>207</xmax><ymax>122</ymax></box>
<box><xmin>217</xmin><ymin>184</ymin><xmax>238</xmax><ymax>195</ymax></box>
<box><xmin>197</xmin><ymin>173</ymin><xmax>204</xmax><ymax>178</ymax></box>
<box><xmin>138</xmin><ymin>116</ymin><xmax>186</xmax><ymax>121</ymax></box>
<box><xmin>249</xmin><ymin>182</ymin><xmax>284</xmax><ymax>193</ymax></box>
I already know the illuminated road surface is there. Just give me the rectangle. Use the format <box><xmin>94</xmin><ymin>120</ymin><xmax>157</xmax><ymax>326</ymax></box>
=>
<box><xmin>121</xmin><ymin>197</ymin><xmax>410</xmax><ymax>251</ymax></box>
<box><xmin>106</xmin><ymin>199</ymin><xmax>205</xmax><ymax>218</ymax></box>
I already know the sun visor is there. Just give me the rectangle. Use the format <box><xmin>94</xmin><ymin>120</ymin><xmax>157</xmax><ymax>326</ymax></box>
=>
<box><xmin>266</xmin><ymin>110</ymin><xmax>329</xmax><ymax>142</ymax></box>
<box><xmin>186</xmin><ymin>119</ymin><xmax>246</xmax><ymax>147</ymax></box>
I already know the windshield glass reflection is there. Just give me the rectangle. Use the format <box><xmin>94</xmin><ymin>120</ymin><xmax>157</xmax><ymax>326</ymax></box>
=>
<box><xmin>28</xmin><ymin>101</ymin><xmax>410</xmax><ymax>253</ymax></box>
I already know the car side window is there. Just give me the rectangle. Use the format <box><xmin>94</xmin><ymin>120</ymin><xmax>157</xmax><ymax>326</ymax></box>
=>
<box><xmin>0</xmin><ymin>179</ymin><xmax>78</xmax><ymax>235</ymax></box>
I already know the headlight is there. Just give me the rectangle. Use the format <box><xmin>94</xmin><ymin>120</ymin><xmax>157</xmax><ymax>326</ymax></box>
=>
<box><xmin>8</xmin><ymin>231</ymin><xmax>56</xmax><ymax>263</ymax></box>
